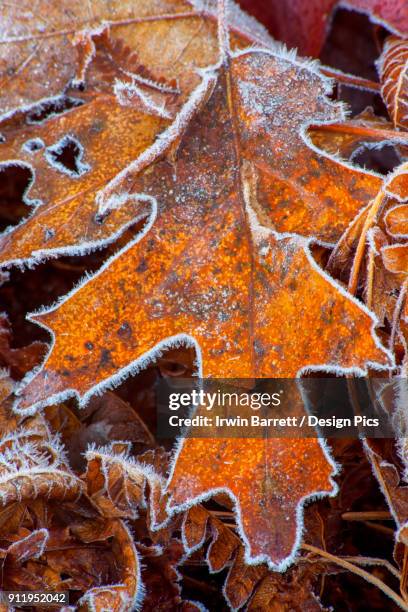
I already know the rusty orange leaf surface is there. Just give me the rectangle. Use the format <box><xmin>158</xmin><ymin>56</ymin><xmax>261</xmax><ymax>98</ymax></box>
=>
<box><xmin>0</xmin><ymin>95</ymin><xmax>166</xmax><ymax>265</ymax></box>
<box><xmin>0</xmin><ymin>2</ymin><xmax>271</xmax><ymax>266</ymax></box>
<box><xmin>0</xmin><ymin>0</ymin><xmax>243</xmax><ymax>119</ymax></box>
<box><xmin>6</xmin><ymin>22</ymin><xmax>392</xmax><ymax>570</ymax></box>
<box><xmin>14</xmin><ymin>43</ymin><xmax>389</xmax><ymax>407</ymax></box>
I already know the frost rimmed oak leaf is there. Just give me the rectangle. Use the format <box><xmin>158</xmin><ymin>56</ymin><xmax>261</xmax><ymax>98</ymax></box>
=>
<box><xmin>0</xmin><ymin>0</ymin><xmax>270</xmax><ymax>121</ymax></box>
<box><xmin>12</xmin><ymin>42</ymin><xmax>391</xmax><ymax>569</ymax></box>
<box><xmin>0</xmin><ymin>0</ymin><xmax>272</xmax><ymax>264</ymax></box>
<box><xmin>0</xmin><ymin>96</ymin><xmax>167</xmax><ymax>264</ymax></box>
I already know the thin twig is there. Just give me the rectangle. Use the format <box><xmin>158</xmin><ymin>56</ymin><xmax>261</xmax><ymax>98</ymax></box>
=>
<box><xmin>321</xmin><ymin>67</ymin><xmax>381</xmax><ymax>92</ymax></box>
<box><xmin>302</xmin><ymin>551</ymin><xmax>401</xmax><ymax>581</ymax></box>
<box><xmin>342</xmin><ymin>511</ymin><xmax>393</xmax><ymax>521</ymax></box>
<box><xmin>362</xmin><ymin>521</ymin><xmax>395</xmax><ymax>537</ymax></box>
<box><xmin>302</xmin><ymin>543</ymin><xmax>408</xmax><ymax>611</ymax></box>
<box><xmin>342</xmin><ymin>556</ymin><xmax>401</xmax><ymax>581</ymax></box>
<box><xmin>310</xmin><ymin>122</ymin><xmax>408</xmax><ymax>144</ymax></box>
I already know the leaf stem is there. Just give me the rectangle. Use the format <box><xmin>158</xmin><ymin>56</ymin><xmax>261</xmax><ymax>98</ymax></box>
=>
<box><xmin>310</xmin><ymin>122</ymin><xmax>408</xmax><ymax>143</ymax></box>
<box><xmin>217</xmin><ymin>0</ymin><xmax>230</xmax><ymax>60</ymax></box>
<box><xmin>348</xmin><ymin>190</ymin><xmax>385</xmax><ymax>295</ymax></box>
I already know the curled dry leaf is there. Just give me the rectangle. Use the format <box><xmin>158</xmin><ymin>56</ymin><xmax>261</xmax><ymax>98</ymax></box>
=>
<box><xmin>53</xmin><ymin>391</ymin><xmax>156</xmax><ymax>471</ymax></box>
<box><xmin>0</xmin><ymin>413</ymin><xmax>82</xmax><ymax>505</ymax></box>
<box><xmin>0</xmin><ymin>373</ymin><xmax>16</xmax><ymax>434</ymax></box>
<box><xmin>136</xmin><ymin>537</ymin><xmax>192</xmax><ymax>611</ymax></box>
<box><xmin>84</xmin><ymin>445</ymin><xmax>202</xmax><ymax>609</ymax></box>
<box><xmin>182</xmin><ymin>493</ymin><xmax>266</xmax><ymax>609</ymax></box>
<box><xmin>85</xmin><ymin>444</ymin><xmax>169</xmax><ymax>525</ymax></box>
<box><xmin>363</xmin><ymin>435</ymin><xmax>408</xmax><ymax>575</ymax></box>
<box><xmin>181</xmin><ymin>498</ymin><xmax>328</xmax><ymax>610</ymax></box>
<box><xmin>364</xmin><ymin>226</ymin><xmax>406</xmax><ymax>325</ymax></box>
<box><xmin>328</xmin><ymin>162</ymin><xmax>408</xmax><ymax>334</ymax></box>
<box><xmin>75</xmin><ymin>520</ymin><xmax>142</xmax><ymax>612</ymax></box>
<box><xmin>246</xmin><ymin>563</ymin><xmax>325</xmax><ymax>612</ymax></box>
<box><xmin>9</xmin><ymin>18</ymin><xmax>391</xmax><ymax>570</ymax></box>
<box><xmin>378</xmin><ymin>36</ymin><xmax>408</xmax><ymax>131</ymax></box>
<box><xmin>0</xmin><ymin>412</ymin><xmax>143</xmax><ymax>609</ymax></box>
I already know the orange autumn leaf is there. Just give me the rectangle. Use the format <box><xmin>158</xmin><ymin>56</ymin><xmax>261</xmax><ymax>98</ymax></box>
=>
<box><xmin>0</xmin><ymin>94</ymin><xmax>167</xmax><ymax>265</ymax></box>
<box><xmin>0</xmin><ymin>0</ymin><xmax>262</xmax><ymax>120</ymax></box>
<box><xmin>13</xmin><ymin>30</ymin><xmax>389</xmax><ymax>408</ymax></box>
<box><xmin>3</xmin><ymin>1</ymin><xmax>408</xmax><ymax>608</ymax></box>
<box><xmin>0</xmin><ymin>1</ymin><xmax>271</xmax><ymax>266</ymax></box>
<box><xmin>168</xmin><ymin>437</ymin><xmax>337</xmax><ymax>571</ymax></box>
<box><xmin>0</xmin><ymin>2</ymin><xmax>387</xmax><ymax>266</ymax></box>
<box><xmin>6</xmin><ymin>11</ymin><xmax>392</xmax><ymax>571</ymax></box>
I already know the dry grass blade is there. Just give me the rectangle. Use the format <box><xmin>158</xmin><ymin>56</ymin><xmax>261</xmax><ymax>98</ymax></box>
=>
<box><xmin>302</xmin><ymin>543</ymin><xmax>408</xmax><ymax>611</ymax></box>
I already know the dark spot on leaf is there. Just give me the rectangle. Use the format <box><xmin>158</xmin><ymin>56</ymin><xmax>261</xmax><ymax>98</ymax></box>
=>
<box><xmin>94</xmin><ymin>210</ymin><xmax>110</xmax><ymax>225</ymax></box>
<box><xmin>90</xmin><ymin>120</ymin><xmax>104</xmax><ymax>133</ymax></box>
<box><xmin>136</xmin><ymin>259</ymin><xmax>148</xmax><ymax>273</ymax></box>
<box><xmin>117</xmin><ymin>322</ymin><xmax>132</xmax><ymax>339</ymax></box>
<box><xmin>99</xmin><ymin>348</ymin><xmax>113</xmax><ymax>367</ymax></box>
<box><xmin>254</xmin><ymin>340</ymin><xmax>266</xmax><ymax>357</ymax></box>
<box><xmin>23</xmin><ymin>138</ymin><xmax>45</xmax><ymax>153</ymax></box>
